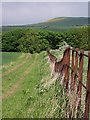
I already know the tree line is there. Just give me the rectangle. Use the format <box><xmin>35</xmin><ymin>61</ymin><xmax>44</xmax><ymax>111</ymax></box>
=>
<box><xmin>2</xmin><ymin>26</ymin><xmax>90</xmax><ymax>53</ymax></box>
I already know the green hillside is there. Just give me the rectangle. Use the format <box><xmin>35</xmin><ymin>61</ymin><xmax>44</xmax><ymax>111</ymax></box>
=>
<box><xmin>29</xmin><ymin>17</ymin><xmax>88</xmax><ymax>31</ymax></box>
<box><xmin>2</xmin><ymin>17</ymin><xmax>89</xmax><ymax>32</ymax></box>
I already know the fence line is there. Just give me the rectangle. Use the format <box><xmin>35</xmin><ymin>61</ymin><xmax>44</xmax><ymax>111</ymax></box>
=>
<box><xmin>62</xmin><ymin>47</ymin><xmax>90</xmax><ymax>119</ymax></box>
<box><xmin>47</xmin><ymin>47</ymin><xmax>90</xmax><ymax>119</ymax></box>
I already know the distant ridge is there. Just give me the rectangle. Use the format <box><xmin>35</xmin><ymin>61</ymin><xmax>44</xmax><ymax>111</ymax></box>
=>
<box><xmin>46</xmin><ymin>17</ymin><xmax>66</xmax><ymax>22</ymax></box>
<box><xmin>2</xmin><ymin>17</ymin><xmax>89</xmax><ymax>32</ymax></box>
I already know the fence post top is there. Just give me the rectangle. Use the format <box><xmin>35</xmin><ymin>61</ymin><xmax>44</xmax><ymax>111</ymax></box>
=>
<box><xmin>64</xmin><ymin>47</ymin><xmax>70</xmax><ymax>52</ymax></box>
<box><xmin>75</xmin><ymin>48</ymin><xmax>79</xmax><ymax>51</ymax></box>
<box><xmin>65</xmin><ymin>47</ymin><xmax>70</xmax><ymax>49</ymax></box>
<box><xmin>80</xmin><ymin>49</ymin><xmax>84</xmax><ymax>52</ymax></box>
<box><xmin>80</xmin><ymin>49</ymin><xmax>84</xmax><ymax>55</ymax></box>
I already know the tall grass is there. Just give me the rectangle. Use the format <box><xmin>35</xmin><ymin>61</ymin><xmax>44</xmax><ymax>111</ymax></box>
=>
<box><xmin>2</xmin><ymin>49</ymin><xmax>88</xmax><ymax>118</ymax></box>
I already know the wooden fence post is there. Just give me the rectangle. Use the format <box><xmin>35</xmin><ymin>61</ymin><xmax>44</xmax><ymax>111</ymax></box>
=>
<box><xmin>74</xmin><ymin>48</ymin><xmax>78</xmax><ymax>81</ymax></box>
<box><xmin>74</xmin><ymin>48</ymin><xmax>79</xmax><ymax>90</ymax></box>
<box><xmin>71</xmin><ymin>49</ymin><xmax>75</xmax><ymax>90</ymax></box>
<box><xmin>63</xmin><ymin>48</ymin><xmax>70</xmax><ymax>118</ymax></box>
<box><xmin>77</xmin><ymin>49</ymin><xmax>84</xmax><ymax>116</ymax></box>
<box><xmin>84</xmin><ymin>52</ymin><xmax>90</xmax><ymax>119</ymax></box>
<box><xmin>63</xmin><ymin>47</ymin><xmax>70</xmax><ymax>89</ymax></box>
<box><xmin>63</xmin><ymin>48</ymin><xmax>68</xmax><ymax>84</ymax></box>
<box><xmin>66</xmin><ymin>47</ymin><xmax>70</xmax><ymax>89</ymax></box>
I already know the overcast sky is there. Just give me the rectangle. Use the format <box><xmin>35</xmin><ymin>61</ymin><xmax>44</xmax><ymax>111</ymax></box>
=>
<box><xmin>1</xmin><ymin>2</ymin><xmax>88</xmax><ymax>25</ymax></box>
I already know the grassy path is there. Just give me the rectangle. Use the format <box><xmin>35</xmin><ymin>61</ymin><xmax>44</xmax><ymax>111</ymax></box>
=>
<box><xmin>2</xmin><ymin>54</ymin><xmax>33</xmax><ymax>93</ymax></box>
<box><xmin>2</xmin><ymin>50</ymin><xmax>88</xmax><ymax>118</ymax></box>
<box><xmin>2</xmin><ymin>54</ymin><xmax>38</xmax><ymax>99</ymax></box>
<box><xmin>2</xmin><ymin>53</ymin><xmax>43</xmax><ymax>118</ymax></box>
<box><xmin>2</xmin><ymin>52</ymin><xmax>56</xmax><ymax>118</ymax></box>
<box><xmin>2</xmin><ymin>54</ymin><xmax>30</xmax><ymax>77</ymax></box>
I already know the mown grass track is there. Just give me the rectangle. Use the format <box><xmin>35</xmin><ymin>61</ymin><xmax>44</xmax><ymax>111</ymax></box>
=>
<box><xmin>2</xmin><ymin>51</ymin><xmax>88</xmax><ymax>118</ymax></box>
<box><xmin>2</xmin><ymin>52</ymin><xmax>56</xmax><ymax>118</ymax></box>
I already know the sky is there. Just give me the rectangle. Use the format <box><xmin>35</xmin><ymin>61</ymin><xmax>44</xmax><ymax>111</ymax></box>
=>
<box><xmin>1</xmin><ymin>0</ymin><xmax>90</xmax><ymax>2</ymax></box>
<box><xmin>1</xmin><ymin>2</ymin><xmax>89</xmax><ymax>25</ymax></box>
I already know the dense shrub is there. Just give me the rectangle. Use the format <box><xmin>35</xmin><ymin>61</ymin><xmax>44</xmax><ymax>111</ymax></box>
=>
<box><xmin>2</xmin><ymin>26</ymin><xmax>90</xmax><ymax>53</ymax></box>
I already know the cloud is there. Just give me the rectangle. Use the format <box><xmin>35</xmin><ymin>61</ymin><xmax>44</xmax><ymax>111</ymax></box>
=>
<box><xmin>2</xmin><ymin>2</ymin><xmax>88</xmax><ymax>25</ymax></box>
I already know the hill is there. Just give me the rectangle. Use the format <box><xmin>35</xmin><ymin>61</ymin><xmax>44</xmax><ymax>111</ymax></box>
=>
<box><xmin>2</xmin><ymin>17</ymin><xmax>89</xmax><ymax>32</ymax></box>
<box><xmin>29</xmin><ymin>17</ymin><xmax>88</xmax><ymax>31</ymax></box>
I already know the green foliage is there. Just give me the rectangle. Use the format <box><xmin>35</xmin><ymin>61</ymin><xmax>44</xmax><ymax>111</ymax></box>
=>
<box><xmin>2</xmin><ymin>26</ymin><xmax>90</xmax><ymax>53</ymax></box>
<box><xmin>65</xmin><ymin>26</ymin><xmax>89</xmax><ymax>50</ymax></box>
<box><xmin>2</xmin><ymin>29</ymin><xmax>25</xmax><ymax>52</ymax></box>
<box><xmin>2</xmin><ymin>29</ymin><xmax>62</xmax><ymax>53</ymax></box>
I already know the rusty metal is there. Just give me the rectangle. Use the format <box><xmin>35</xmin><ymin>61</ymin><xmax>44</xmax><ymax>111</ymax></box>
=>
<box><xmin>84</xmin><ymin>52</ymin><xmax>90</xmax><ymax>119</ymax></box>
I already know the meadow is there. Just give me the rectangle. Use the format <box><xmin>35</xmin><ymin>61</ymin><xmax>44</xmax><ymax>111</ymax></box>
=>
<box><xmin>2</xmin><ymin>50</ymin><xmax>62</xmax><ymax>118</ymax></box>
<box><xmin>2</xmin><ymin>49</ymin><xmax>88</xmax><ymax>118</ymax></box>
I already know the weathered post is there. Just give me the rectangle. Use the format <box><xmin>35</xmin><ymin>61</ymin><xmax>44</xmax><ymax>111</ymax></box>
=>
<box><xmin>71</xmin><ymin>49</ymin><xmax>75</xmax><ymax>90</ymax></box>
<box><xmin>63</xmin><ymin>48</ymin><xmax>68</xmax><ymax>84</ymax></box>
<box><xmin>77</xmin><ymin>49</ymin><xmax>84</xmax><ymax>117</ymax></box>
<box><xmin>66</xmin><ymin>47</ymin><xmax>70</xmax><ymax>89</ymax></box>
<box><xmin>74</xmin><ymin>48</ymin><xmax>79</xmax><ymax>90</ymax></box>
<box><xmin>63</xmin><ymin>47</ymin><xmax>70</xmax><ymax>89</ymax></box>
<box><xmin>75</xmin><ymin>49</ymin><xmax>79</xmax><ymax>79</ymax></box>
<box><xmin>84</xmin><ymin>52</ymin><xmax>90</xmax><ymax>119</ymax></box>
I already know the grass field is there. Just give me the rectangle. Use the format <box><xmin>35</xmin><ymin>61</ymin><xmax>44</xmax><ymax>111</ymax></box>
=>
<box><xmin>2</xmin><ymin>50</ymin><xmax>63</xmax><ymax>118</ymax></box>
<box><xmin>2</xmin><ymin>52</ymin><xmax>23</xmax><ymax>65</ymax></box>
<box><xmin>1</xmin><ymin>50</ymin><xmax>88</xmax><ymax>118</ymax></box>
